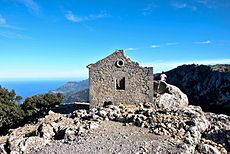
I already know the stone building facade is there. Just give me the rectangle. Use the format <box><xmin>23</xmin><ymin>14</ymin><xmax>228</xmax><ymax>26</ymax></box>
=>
<box><xmin>87</xmin><ymin>50</ymin><xmax>154</xmax><ymax>108</ymax></box>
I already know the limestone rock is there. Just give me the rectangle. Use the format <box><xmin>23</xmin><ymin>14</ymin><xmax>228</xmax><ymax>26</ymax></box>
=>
<box><xmin>155</xmin><ymin>82</ymin><xmax>189</xmax><ymax>110</ymax></box>
<box><xmin>22</xmin><ymin>137</ymin><xmax>49</xmax><ymax>152</ymax></box>
<box><xmin>98</xmin><ymin>110</ymin><xmax>107</xmax><ymax>118</ymax></box>
<box><xmin>8</xmin><ymin>136</ymin><xmax>49</xmax><ymax>153</ymax></box>
<box><xmin>203</xmin><ymin>112</ymin><xmax>230</xmax><ymax>152</ymax></box>
<box><xmin>38</xmin><ymin>123</ymin><xmax>55</xmax><ymax>139</ymax></box>
<box><xmin>0</xmin><ymin>143</ymin><xmax>7</xmax><ymax>154</ymax></box>
<box><xmin>89</xmin><ymin>122</ymin><xmax>100</xmax><ymax>129</ymax></box>
<box><xmin>166</xmin><ymin>84</ymin><xmax>189</xmax><ymax>106</ymax></box>
<box><xmin>197</xmin><ymin>143</ymin><xmax>221</xmax><ymax>154</ymax></box>
<box><xmin>64</xmin><ymin>128</ymin><xmax>77</xmax><ymax>141</ymax></box>
<box><xmin>156</xmin><ymin>93</ymin><xmax>182</xmax><ymax>109</ymax></box>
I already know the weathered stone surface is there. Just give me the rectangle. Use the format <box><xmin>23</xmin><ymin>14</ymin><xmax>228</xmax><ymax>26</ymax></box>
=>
<box><xmin>155</xmin><ymin>82</ymin><xmax>189</xmax><ymax>109</ymax></box>
<box><xmin>8</xmin><ymin>136</ymin><xmax>49</xmax><ymax>154</ymax></box>
<box><xmin>1</xmin><ymin>109</ymin><xmax>100</xmax><ymax>153</ymax></box>
<box><xmin>203</xmin><ymin>112</ymin><xmax>230</xmax><ymax>152</ymax></box>
<box><xmin>0</xmin><ymin>143</ymin><xmax>7</xmax><ymax>154</ymax></box>
<box><xmin>197</xmin><ymin>143</ymin><xmax>221</xmax><ymax>154</ymax></box>
<box><xmin>23</xmin><ymin>137</ymin><xmax>49</xmax><ymax>152</ymax></box>
<box><xmin>166</xmin><ymin>84</ymin><xmax>189</xmax><ymax>106</ymax></box>
<box><xmin>98</xmin><ymin>110</ymin><xmax>107</xmax><ymax>118</ymax></box>
<box><xmin>199</xmin><ymin>138</ymin><xmax>228</xmax><ymax>154</ymax></box>
<box><xmin>155</xmin><ymin>93</ymin><xmax>180</xmax><ymax>109</ymax></box>
<box><xmin>87</xmin><ymin>50</ymin><xmax>154</xmax><ymax>108</ymax></box>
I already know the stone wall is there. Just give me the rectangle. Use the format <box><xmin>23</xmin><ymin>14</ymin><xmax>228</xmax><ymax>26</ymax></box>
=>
<box><xmin>87</xmin><ymin>50</ymin><xmax>153</xmax><ymax>108</ymax></box>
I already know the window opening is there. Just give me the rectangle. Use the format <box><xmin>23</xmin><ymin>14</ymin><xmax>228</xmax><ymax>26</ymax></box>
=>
<box><xmin>116</xmin><ymin>77</ymin><xmax>125</xmax><ymax>90</ymax></box>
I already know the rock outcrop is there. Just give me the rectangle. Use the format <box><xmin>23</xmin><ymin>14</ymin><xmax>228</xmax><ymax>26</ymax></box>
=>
<box><xmin>162</xmin><ymin>64</ymin><xmax>230</xmax><ymax>115</ymax></box>
<box><xmin>0</xmin><ymin>110</ymin><xmax>100</xmax><ymax>154</ymax></box>
<box><xmin>154</xmin><ymin>81</ymin><xmax>189</xmax><ymax>109</ymax></box>
<box><xmin>203</xmin><ymin>112</ymin><xmax>230</xmax><ymax>152</ymax></box>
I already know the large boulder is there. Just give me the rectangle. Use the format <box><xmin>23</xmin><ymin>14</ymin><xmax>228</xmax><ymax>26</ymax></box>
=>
<box><xmin>155</xmin><ymin>81</ymin><xmax>189</xmax><ymax>109</ymax></box>
<box><xmin>8</xmin><ymin>136</ymin><xmax>49</xmax><ymax>154</ymax></box>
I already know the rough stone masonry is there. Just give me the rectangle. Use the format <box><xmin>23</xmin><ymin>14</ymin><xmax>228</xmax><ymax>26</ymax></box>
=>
<box><xmin>87</xmin><ymin>50</ymin><xmax>154</xmax><ymax>108</ymax></box>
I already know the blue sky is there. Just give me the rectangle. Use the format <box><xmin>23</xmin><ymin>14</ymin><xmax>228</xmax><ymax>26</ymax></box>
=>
<box><xmin>0</xmin><ymin>0</ymin><xmax>230</xmax><ymax>81</ymax></box>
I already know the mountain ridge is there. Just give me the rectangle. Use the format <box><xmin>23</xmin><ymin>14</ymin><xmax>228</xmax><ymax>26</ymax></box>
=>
<box><xmin>164</xmin><ymin>64</ymin><xmax>230</xmax><ymax>115</ymax></box>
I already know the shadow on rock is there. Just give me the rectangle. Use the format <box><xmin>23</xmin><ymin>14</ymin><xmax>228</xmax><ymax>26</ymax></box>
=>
<box><xmin>204</xmin><ymin>129</ymin><xmax>230</xmax><ymax>152</ymax></box>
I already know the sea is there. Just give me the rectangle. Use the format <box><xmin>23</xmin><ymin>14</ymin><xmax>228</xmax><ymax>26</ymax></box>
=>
<box><xmin>0</xmin><ymin>80</ymin><xmax>68</xmax><ymax>100</ymax></box>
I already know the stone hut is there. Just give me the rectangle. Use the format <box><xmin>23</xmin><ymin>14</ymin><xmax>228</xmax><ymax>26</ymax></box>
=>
<box><xmin>87</xmin><ymin>50</ymin><xmax>154</xmax><ymax>108</ymax></box>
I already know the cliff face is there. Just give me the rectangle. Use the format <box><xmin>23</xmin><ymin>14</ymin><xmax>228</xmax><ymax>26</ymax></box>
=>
<box><xmin>163</xmin><ymin>64</ymin><xmax>230</xmax><ymax>115</ymax></box>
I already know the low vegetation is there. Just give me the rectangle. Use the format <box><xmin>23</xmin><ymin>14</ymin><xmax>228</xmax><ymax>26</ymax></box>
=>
<box><xmin>0</xmin><ymin>85</ymin><xmax>63</xmax><ymax>135</ymax></box>
<box><xmin>22</xmin><ymin>93</ymin><xmax>63</xmax><ymax>116</ymax></box>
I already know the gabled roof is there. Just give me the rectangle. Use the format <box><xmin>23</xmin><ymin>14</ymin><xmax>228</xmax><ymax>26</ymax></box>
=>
<box><xmin>87</xmin><ymin>49</ymin><xmax>139</xmax><ymax>69</ymax></box>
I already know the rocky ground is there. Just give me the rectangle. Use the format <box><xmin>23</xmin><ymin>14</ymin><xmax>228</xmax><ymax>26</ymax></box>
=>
<box><xmin>0</xmin><ymin>81</ymin><xmax>229</xmax><ymax>154</ymax></box>
<box><xmin>29</xmin><ymin>121</ymin><xmax>182</xmax><ymax>154</ymax></box>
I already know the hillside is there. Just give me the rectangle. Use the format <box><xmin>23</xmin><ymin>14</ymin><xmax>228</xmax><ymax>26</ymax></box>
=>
<box><xmin>51</xmin><ymin>79</ymin><xmax>89</xmax><ymax>94</ymax></box>
<box><xmin>63</xmin><ymin>89</ymin><xmax>89</xmax><ymax>103</ymax></box>
<box><xmin>50</xmin><ymin>80</ymin><xmax>89</xmax><ymax>103</ymax></box>
<box><xmin>163</xmin><ymin>64</ymin><xmax>230</xmax><ymax>115</ymax></box>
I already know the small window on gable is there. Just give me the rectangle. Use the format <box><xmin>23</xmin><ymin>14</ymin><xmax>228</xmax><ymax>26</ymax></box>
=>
<box><xmin>116</xmin><ymin>77</ymin><xmax>125</xmax><ymax>90</ymax></box>
<box><xmin>115</xmin><ymin>60</ymin><xmax>124</xmax><ymax>68</ymax></box>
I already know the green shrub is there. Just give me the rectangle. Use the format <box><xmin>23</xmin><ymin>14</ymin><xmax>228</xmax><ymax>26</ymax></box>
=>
<box><xmin>0</xmin><ymin>85</ymin><xmax>63</xmax><ymax>134</ymax></box>
<box><xmin>0</xmin><ymin>103</ymin><xmax>25</xmax><ymax>128</ymax></box>
<box><xmin>22</xmin><ymin>93</ymin><xmax>63</xmax><ymax>116</ymax></box>
<box><xmin>0</xmin><ymin>86</ymin><xmax>25</xmax><ymax>133</ymax></box>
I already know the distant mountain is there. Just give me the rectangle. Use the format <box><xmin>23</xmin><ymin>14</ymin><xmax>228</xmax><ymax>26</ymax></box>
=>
<box><xmin>160</xmin><ymin>64</ymin><xmax>230</xmax><ymax>115</ymax></box>
<box><xmin>51</xmin><ymin>79</ymin><xmax>89</xmax><ymax>94</ymax></box>
<box><xmin>50</xmin><ymin>79</ymin><xmax>89</xmax><ymax>103</ymax></box>
<box><xmin>63</xmin><ymin>89</ymin><xmax>89</xmax><ymax>104</ymax></box>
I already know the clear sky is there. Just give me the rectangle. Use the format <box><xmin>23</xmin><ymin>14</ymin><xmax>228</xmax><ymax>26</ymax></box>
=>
<box><xmin>0</xmin><ymin>0</ymin><xmax>230</xmax><ymax>81</ymax></box>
